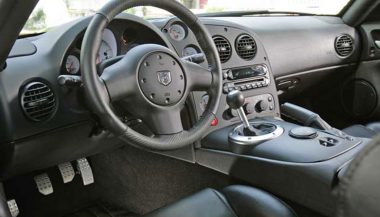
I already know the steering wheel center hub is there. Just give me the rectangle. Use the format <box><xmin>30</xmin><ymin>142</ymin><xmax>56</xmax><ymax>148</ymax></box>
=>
<box><xmin>138</xmin><ymin>52</ymin><xmax>186</xmax><ymax>106</ymax></box>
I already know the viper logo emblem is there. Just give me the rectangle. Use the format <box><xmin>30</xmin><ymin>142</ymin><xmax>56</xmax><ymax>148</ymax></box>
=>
<box><xmin>157</xmin><ymin>71</ymin><xmax>172</xmax><ymax>86</ymax></box>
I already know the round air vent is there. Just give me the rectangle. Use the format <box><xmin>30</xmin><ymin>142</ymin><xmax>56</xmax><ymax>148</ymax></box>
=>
<box><xmin>236</xmin><ymin>34</ymin><xmax>257</xmax><ymax>60</ymax></box>
<box><xmin>20</xmin><ymin>81</ymin><xmax>56</xmax><ymax>122</ymax></box>
<box><xmin>335</xmin><ymin>34</ymin><xmax>354</xmax><ymax>57</ymax></box>
<box><xmin>213</xmin><ymin>36</ymin><xmax>232</xmax><ymax>63</ymax></box>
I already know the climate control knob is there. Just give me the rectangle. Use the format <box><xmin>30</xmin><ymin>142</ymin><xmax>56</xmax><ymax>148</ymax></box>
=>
<box><xmin>255</xmin><ymin>100</ymin><xmax>268</xmax><ymax>113</ymax></box>
<box><xmin>228</xmin><ymin>108</ymin><xmax>239</xmax><ymax>117</ymax></box>
<box><xmin>244</xmin><ymin>103</ymin><xmax>255</xmax><ymax>114</ymax></box>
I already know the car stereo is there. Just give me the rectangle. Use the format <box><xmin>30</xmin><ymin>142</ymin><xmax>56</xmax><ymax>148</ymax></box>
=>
<box><xmin>223</xmin><ymin>64</ymin><xmax>270</xmax><ymax>93</ymax></box>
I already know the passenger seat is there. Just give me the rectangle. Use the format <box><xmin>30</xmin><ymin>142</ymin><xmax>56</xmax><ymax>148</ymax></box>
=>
<box><xmin>343</xmin><ymin>122</ymin><xmax>380</xmax><ymax>138</ymax></box>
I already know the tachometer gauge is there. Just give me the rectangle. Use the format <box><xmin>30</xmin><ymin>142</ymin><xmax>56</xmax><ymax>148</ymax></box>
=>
<box><xmin>97</xmin><ymin>41</ymin><xmax>115</xmax><ymax>63</ymax></box>
<box><xmin>169</xmin><ymin>24</ymin><xmax>187</xmax><ymax>41</ymax></box>
<box><xmin>65</xmin><ymin>55</ymin><xmax>80</xmax><ymax>74</ymax></box>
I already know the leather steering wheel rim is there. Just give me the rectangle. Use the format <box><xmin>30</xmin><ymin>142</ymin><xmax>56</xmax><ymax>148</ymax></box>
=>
<box><xmin>81</xmin><ymin>0</ymin><xmax>222</xmax><ymax>150</ymax></box>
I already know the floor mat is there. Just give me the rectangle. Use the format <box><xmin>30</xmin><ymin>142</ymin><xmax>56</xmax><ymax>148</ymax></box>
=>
<box><xmin>90</xmin><ymin>145</ymin><xmax>235</xmax><ymax>215</ymax></box>
<box><xmin>64</xmin><ymin>204</ymin><xmax>135</xmax><ymax>217</ymax></box>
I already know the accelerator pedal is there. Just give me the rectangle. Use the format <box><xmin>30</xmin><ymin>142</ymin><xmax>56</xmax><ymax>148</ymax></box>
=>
<box><xmin>76</xmin><ymin>158</ymin><xmax>94</xmax><ymax>186</ymax></box>
<box><xmin>58</xmin><ymin>162</ymin><xmax>75</xmax><ymax>183</ymax></box>
<box><xmin>34</xmin><ymin>173</ymin><xmax>53</xmax><ymax>195</ymax></box>
<box><xmin>7</xmin><ymin>199</ymin><xmax>19</xmax><ymax>217</ymax></box>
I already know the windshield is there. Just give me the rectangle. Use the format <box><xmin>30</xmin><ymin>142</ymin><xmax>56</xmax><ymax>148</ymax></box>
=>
<box><xmin>21</xmin><ymin>0</ymin><xmax>351</xmax><ymax>35</ymax></box>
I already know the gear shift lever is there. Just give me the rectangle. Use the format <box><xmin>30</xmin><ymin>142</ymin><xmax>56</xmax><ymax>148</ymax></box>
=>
<box><xmin>227</xmin><ymin>90</ymin><xmax>256</xmax><ymax>135</ymax></box>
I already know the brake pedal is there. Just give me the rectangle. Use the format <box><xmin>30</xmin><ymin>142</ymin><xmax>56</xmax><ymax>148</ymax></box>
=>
<box><xmin>76</xmin><ymin>158</ymin><xmax>94</xmax><ymax>186</ymax></box>
<box><xmin>7</xmin><ymin>199</ymin><xmax>19</xmax><ymax>217</ymax></box>
<box><xmin>34</xmin><ymin>173</ymin><xmax>53</xmax><ymax>195</ymax></box>
<box><xmin>58</xmin><ymin>162</ymin><xmax>75</xmax><ymax>183</ymax></box>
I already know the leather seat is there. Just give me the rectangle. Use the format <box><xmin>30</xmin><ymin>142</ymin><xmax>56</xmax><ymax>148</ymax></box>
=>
<box><xmin>143</xmin><ymin>185</ymin><xmax>297</xmax><ymax>217</ymax></box>
<box><xmin>342</xmin><ymin>122</ymin><xmax>380</xmax><ymax>138</ymax></box>
<box><xmin>337</xmin><ymin>134</ymin><xmax>380</xmax><ymax>217</ymax></box>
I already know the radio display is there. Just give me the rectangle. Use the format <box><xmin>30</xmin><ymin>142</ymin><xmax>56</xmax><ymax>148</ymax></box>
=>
<box><xmin>231</xmin><ymin>67</ymin><xmax>263</xmax><ymax>79</ymax></box>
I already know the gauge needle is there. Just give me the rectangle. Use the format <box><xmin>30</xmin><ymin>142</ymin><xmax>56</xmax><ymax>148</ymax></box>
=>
<box><xmin>68</xmin><ymin>62</ymin><xmax>73</xmax><ymax>72</ymax></box>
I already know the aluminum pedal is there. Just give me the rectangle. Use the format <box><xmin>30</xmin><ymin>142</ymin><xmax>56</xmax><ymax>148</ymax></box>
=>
<box><xmin>34</xmin><ymin>173</ymin><xmax>53</xmax><ymax>195</ymax></box>
<box><xmin>58</xmin><ymin>162</ymin><xmax>75</xmax><ymax>183</ymax></box>
<box><xmin>76</xmin><ymin>158</ymin><xmax>94</xmax><ymax>186</ymax></box>
<box><xmin>7</xmin><ymin>199</ymin><xmax>19</xmax><ymax>217</ymax></box>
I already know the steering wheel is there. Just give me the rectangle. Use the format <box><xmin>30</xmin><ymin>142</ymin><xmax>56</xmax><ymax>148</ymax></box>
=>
<box><xmin>80</xmin><ymin>0</ymin><xmax>222</xmax><ymax>151</ymax></box>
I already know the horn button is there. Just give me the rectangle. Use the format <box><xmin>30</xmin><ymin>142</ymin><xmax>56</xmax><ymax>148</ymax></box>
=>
<box><xmin>138</xmin><ymin>52</ymin><xmax>186</xmax><ymax>106</ymax></box>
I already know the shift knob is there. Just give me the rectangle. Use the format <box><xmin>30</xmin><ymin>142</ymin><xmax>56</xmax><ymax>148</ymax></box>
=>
<box><xmin>227</xmin><ymin>90</ymin><xmax>245</xmax><ymax>109</ymax></box>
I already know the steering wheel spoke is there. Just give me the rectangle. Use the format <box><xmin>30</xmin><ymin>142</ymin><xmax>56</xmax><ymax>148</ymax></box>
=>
<box><xmin>100</xmin><ymin>55</ymin><xmax>138</xmax><ymax>102</ymax></box>
<box><xmin>144</xmin><ymin>107</ymin><xmax>184</xmax><ymax>135</ymax></box>
<box><xmin>182</xmin><ymin>60</ymin><xmax>213</xmax><ymax>92</ymax></box>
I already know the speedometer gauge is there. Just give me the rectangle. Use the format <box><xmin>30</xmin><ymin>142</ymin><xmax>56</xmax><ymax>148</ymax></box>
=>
<box><xmin>65</xmin><ymin>55</ymin><xmax>80</xmax><ymax>74</ymax></box>
<box><xmin>169</xmin><ymin>24</ymin><xmax>187</xmax><ymax>41</ymax></box>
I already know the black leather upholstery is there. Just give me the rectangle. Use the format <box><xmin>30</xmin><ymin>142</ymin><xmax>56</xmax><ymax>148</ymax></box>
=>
<box><xmin>342</xmin><ymin>122</ymin><xmax>380</xmax><ymax>138</ymax></box>
<box><xmin>144</xmin><ymin>185</ymin><xmax>297</xmax><ymax>217</ymax></box>
<box><xmin>337</xmin><ymin>134</ymin><xmax>380</xmax><ymax>217</ymax></box>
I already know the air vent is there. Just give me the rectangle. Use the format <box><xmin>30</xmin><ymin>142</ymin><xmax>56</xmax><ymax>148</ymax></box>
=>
<box><xmin>213</xmin><ymin>36</ymin><xmax>232</xmax><ymax>63</ymax></box>
<box><xmin>20</xmin><ymin>81</ymin><xmax>56</xmax><ymax>122</ymax></box>
<box><xmin>335</xmin><ymin>34</ymin><xmax>354</xmax><ymax>57</ymax></box>
<box><xmin>236</xmin><ymin>34</ymin><xmax>257</xmax><ymax>60</ymax></box>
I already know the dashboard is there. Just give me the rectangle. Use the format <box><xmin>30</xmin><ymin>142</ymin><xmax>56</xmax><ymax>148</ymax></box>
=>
<box><xmin>0</xmin><ymin>13</ymin><xmax>361</xmax><ymax>179</ymax></box>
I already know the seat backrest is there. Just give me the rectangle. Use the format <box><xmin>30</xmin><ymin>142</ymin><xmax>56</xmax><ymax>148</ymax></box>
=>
<box><xmin>337</xmin><ymin>135</ymin><xmax>380</xmax><ymax>217</ymax></box>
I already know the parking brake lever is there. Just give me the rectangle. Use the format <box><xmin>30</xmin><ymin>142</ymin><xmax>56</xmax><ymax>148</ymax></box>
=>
<box><xmin>281</xmin><ymin>103</ymin><xmax>353</xmax><ymax>140</ymax></box>
<box><xmin>281</xmin><ymin>103</ymin><xmax>332</xmax><ymax>130</ymax></box>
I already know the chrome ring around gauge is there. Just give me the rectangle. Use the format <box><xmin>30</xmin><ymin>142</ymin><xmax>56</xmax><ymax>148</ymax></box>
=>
<box><xmin>229</xmin><ymin>122</ymin><xmax>284</xmax><ymax>147</ymax></box>
<box><xmin>169</xmin><ymin>23</ymin><xmax>187</xmax><ymax>41</ymax></box>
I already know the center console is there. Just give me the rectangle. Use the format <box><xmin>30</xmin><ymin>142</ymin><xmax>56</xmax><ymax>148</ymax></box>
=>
<box><xmin>189</xmin><ymin>26</ymin><xmax>369</xmax><ymax>216</ymax></box>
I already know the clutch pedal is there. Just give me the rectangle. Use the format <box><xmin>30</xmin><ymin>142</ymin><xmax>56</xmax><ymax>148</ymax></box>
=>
<box><xmin>34</xmin><ymin>173</ymin><xmax>53</xmax><ymax>195</ymax></box>
<box><xmin>58</xmin><ymin>162</ymin><xmax>75</xmax><ymax>183</ymax></box>
<box><xmin>7</xmin><ymin>199</ymin><xmax>19</xmax><ymax>217</ymax></box>
<box><xmin>76</xmin><ymin>158</ymin><xmax>94</xmax><ymax>186</ymax></box>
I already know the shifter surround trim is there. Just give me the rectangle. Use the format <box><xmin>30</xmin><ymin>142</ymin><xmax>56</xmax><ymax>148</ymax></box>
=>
<box><xmin>229</xmin><ymin>122</ymin><xmax>284</xmax><ymax>153</ymax></box>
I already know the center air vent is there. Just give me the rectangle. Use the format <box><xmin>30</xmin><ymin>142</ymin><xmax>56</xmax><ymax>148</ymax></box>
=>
<box><xmin>213</xmin><ymin>36</ymin><xmax>232</xmax><ymax>63</ymax></box>
<box><xmin>236</xmin><ymin>34</ymin><xmax>257</xmax><ymax>60</ymax></box>
<box><xmin>335</xmin><ymin>34</ymin><xmax>354</xmax><ymax>57</ymax></box>
<box><xmin>20</xmin><ymin>81</ymin><xmax>56</xmax><ymax>122</ymax></box>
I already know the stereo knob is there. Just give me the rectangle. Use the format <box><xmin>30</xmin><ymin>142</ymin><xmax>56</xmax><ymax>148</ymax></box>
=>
<box><xmin>255</xmin><ymin>100</ymin><xmax>268</xmax><ymax>113</ymax></box>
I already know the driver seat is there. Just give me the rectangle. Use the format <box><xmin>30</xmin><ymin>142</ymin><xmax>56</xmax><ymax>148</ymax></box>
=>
<box><xmin>143</xmin><ymin>185</ymin><xmax>297</xmax><ymax>217</ymax></box>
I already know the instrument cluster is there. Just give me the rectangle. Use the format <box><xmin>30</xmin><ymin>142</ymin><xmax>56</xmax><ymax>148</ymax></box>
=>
<box><xmin>61</xmin><ymin>20</ymin><xmax>166</xmax><ymax>75</ymax></box>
